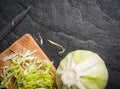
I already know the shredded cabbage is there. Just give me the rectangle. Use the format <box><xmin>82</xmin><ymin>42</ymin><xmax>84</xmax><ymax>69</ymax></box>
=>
<box><xmin>38</xmin><ymin>33</ymin><xmax>43</xmax><ymax>45</ymax></box>
<box><xmin>47</xmin><ymin>40</ymin><xmax>65</xmax><ymax>54</ymax></box>
<box><xmin>56</xmin><ymin>50</ymin><xmax>108</xmax><ymax>89</ymax></box>
<box><xmin>0</xmin><ymin>50</ymin><xmax>55</xmax><ymax>89</ymax></box>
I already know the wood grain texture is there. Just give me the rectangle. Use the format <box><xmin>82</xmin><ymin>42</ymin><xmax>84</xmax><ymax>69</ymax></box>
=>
<box><xmin>0</xmin><ymin>34</ymin><xmax>56</xmax><ymax>89</ymax></box>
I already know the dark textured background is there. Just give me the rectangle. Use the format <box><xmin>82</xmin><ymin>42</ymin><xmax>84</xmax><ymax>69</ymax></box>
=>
<box><xmin>0</xmin><ymin>0</ymin><xmax>120</xmax><ymax>89</ymax></box>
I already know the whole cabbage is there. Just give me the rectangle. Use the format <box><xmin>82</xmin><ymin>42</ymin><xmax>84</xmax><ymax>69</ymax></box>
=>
<box><xmin>56</xmin><ymin>50</ymin><xmax>108</xmax><ymax>89</ymax></box>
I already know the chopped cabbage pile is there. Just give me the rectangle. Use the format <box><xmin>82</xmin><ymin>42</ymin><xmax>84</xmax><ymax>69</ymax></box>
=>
<box><xmin>0</xmin><ymin>50</ymin><xmax>55</xmax><ymax>89</ymax></box>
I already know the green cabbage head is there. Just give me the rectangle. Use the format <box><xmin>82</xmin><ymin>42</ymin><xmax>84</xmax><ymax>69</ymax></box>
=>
<box><xmin>56</xmin><ymin>50</ymin><xmax>108</xmax><ymax>89</ymax></box>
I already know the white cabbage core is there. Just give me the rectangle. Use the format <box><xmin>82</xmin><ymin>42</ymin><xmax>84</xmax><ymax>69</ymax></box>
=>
<box><xmin>61</xmin><ymin>68</ymin><xmax>77</xmax><ymax>85</ymax></box>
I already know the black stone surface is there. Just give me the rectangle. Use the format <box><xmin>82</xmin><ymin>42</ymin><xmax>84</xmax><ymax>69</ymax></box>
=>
<box><xmin>0</xmin><ymin>0</ymin><xmax>120</xmax><ymax>89</ymax></box>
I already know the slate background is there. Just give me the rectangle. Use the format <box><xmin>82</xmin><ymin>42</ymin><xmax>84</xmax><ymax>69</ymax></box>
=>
<box><xmin>0</xmin><ymin>0</ymin><xmax>120</xmax><ymax>89</ymax></box>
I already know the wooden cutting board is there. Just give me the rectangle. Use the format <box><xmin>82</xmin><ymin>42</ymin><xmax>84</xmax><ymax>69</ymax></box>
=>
<box><xmin>0</xmin><ymin>34</ymin><xmax>56</xmax><ymax>89</ymax></box>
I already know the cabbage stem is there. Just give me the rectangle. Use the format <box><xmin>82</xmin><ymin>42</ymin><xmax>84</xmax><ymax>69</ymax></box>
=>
<box><xmin>61</xmin><ymin>68</ymin><xmax>77</xmax><ymax>85</ymax></box>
